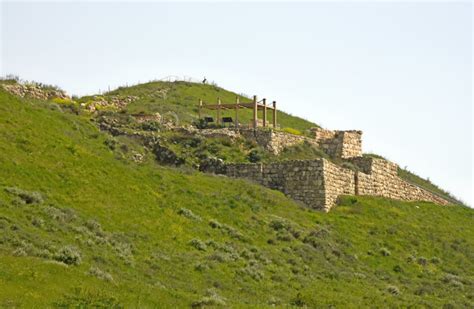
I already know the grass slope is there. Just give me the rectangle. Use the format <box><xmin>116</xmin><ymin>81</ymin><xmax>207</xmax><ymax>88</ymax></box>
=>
<box><xmin>0</xmin><ymin>89</ymin><xmax>473</xmax><ymax>308</ymax></box>
<box><xmin>100</xmin><ymin>81</ymin><xmax>318</xmax><ymax>132</ymax></box>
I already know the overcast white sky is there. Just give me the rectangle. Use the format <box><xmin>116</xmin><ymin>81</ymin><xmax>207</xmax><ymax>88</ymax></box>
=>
<box><xmin>1</xmin><ymin>1</ymin><xmax>472</xmax><ymax>205</ymax></box>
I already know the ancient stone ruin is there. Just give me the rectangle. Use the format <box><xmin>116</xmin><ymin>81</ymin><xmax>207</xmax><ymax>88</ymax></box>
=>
<box><xmin>2</xmin><ymin>83</ymin><xmax>69</xmax><ymax>101</ymax></box>
<box><xmin>202</xmin><ymin>127</ymin><xmax>450</xmax><ymax>211</ymax></box>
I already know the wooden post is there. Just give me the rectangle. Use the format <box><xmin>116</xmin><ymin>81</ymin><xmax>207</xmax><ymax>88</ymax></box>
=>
<box><xmin>217</xmin><ymin>97</ymin><xmax>221</xmax><ymax>125</ymax></box>
<box><xmin>198</xmin><ymin>99</ymin><xmax>202</xmax><ymax>119</ymax></box>
<box><xmin>272</xmin><ymin>101</ymin><xmax>277</xmax><ymax>128</ymax></box>
<box><xmin>253</xmin><ymin>95</ymin><xmax>258</xmax><ymax>129</ymax></box>
<box><xmin>235</xmin><ymin>97</ymin><xmax>239</xmax><ymax>128</ymax></box>
<box><xmin>262</xmin><ymin>98</ymin><xmax>267</xmax><ymax>127</ymax></box>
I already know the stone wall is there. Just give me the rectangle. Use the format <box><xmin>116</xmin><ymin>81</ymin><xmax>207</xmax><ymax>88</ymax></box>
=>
<box><xmin>312</xmin><ymin>128</ymin><xmax>362</xmax><ymax>159</ymax></box>
<box><xmin>350</xmin><ymin>157</ymin><xmax>450</xmax><ymax>205</ymax></box>
<box><xmin>205</xmin><ymin>159</ymin><xmax>355</xmax><ymax>212</ymax></box>
<box><xmin>239</xmin><ymin>129</ymin><xmax>317</xmax><ymax>155</ymax></box>
<box><xmin>323</xmin><ymin>160</ymin><xmax>356</xmax><ymax>209</ymax></box>
<box><xmin>203</xmin><ymin>156</ymin><xmax>450</xmax><ymax>212</ymax></box>
<box><xmin>195</xmin><ymin>127</ymin><xmax>362</xmax><ymax>158</ymax></box>
<box><xmin>225</xmin><ymin>160</ymin><xmax>330</xmax><ymax>210</ymax></box>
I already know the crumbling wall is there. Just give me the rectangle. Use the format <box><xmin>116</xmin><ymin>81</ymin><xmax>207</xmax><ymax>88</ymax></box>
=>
<box><xmin>350</xmin><ymin>157</ymin><xmax>450</xmax><ymax>205</ymax></box>
<box><xmin>239</xmin><ymin>129</ymin><xmax>317</xmax><ymax>155</ymax></box>
<box><xmin>312</xmin><ymin>128</ymin><xmax>363</xmax><ymax>159</ymax></box>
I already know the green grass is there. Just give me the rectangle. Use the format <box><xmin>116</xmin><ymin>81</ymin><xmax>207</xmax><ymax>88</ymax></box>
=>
<box><xmin>97</xmin><ymin>80</ymin><xmax>318</xmax><ymax>132</ymax></box>
<box><xmin>0</xmin><ymin>88</ymin><xmax>473</xmax><ymax>307</ymax></box>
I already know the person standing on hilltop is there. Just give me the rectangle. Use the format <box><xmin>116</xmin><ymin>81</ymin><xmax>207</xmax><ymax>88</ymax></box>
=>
<box><xmin>202</xmin><ymin>77</ymin><xmax>207</xmax><ymax>84</ymax></box>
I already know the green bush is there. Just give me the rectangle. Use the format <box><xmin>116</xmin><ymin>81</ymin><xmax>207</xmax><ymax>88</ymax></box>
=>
<box><xmin>87</xmin><ymin>266</ymin><xmax>114</xmax><ymax>282</ymax></box>
<box><xmin>5</xmin><ymin>187</ymin><xmax>43</xmax><ymax>204</ymax></box>
<box><xmin>177</xmin><ymin>208</ymin><xmax>201</xmax><ymax>221</ymax></box>
<box><xmin>54</xmin><ymin>246</ymin><xmax>82</xmax><ymax>265</ymax></box>
<box><xmin>140</xmin><ymin>121</ymin><xmax>160</xmax><ymax>132</ymax></box>
<box><xmin>380</xmin><ymin>248</ymin><xmax>391</xmax><ymax>257</ymax></box>
<box><xmin>191</xmin><ymin>288</ymin><xmax>226</xmax><ymax>308</ymax></box>
<box><xmin>189</xmin><ymin>239</ymin><xmax>207</xmax><ymax>251</ymax></box>
<box><xmin>387</xmin><ymin>285</ymin><xmax>400</xmax><ymax>295</ymax></box>
<box><xmin>247</xmin><ymin>149</ymin><xmax>262</xmax><ymax>163</ymax></box>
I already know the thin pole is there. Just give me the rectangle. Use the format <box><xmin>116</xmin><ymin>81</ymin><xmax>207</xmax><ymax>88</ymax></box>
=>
<box><xmin>235</xmin><ymin>97</ymin><xmax>239</xmax><ymax>129</ymax></box>
<box><xmin>198</xmin><ymin>99</ymin><xmax>202</xmax><ymax>119</ymax></box>
<box><xmin>253</xmin><ymin>95</ymin><xmax>258</xmax><ymax>129</ymax></box>
<box><xmin>272</xmin><ymin>101</ymin><xmax>277</xmax><ymax>128</ymax></box>
<box><xmin>217</xmin><ymin>97</ymin><xmax>221</xmax><ymax>126</ymax></box>
<box><xmin>262</xmin><ymin>98</ymin><xmax>267</xmax><ymax>127</ymax></box>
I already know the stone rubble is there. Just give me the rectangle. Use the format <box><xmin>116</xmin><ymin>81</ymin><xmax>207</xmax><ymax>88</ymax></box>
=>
<box><xmin>2</xmin><ymin>83</ymin><xmax>69</xmax><ymax>101</ymax></box>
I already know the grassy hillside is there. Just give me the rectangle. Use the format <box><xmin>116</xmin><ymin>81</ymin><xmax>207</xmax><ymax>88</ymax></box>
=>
<box><xmin>98</xmin><ymin>81</ymin><xmax>318</xmax><ymax>132</ymax></box>
<box><xmin>0</xmin><ymin>89</ymin><xmax>473</xmax><ymax>308</ymax></box>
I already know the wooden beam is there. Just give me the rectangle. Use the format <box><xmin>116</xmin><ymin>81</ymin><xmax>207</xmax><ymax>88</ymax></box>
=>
<box><xmin>235</xmin><ymin>97</ymin><xmax>239</xmax><ymax>128</ymax></box>
<box><xmin>200</xmin><ymin>103</ymin><xmax>274</xmax><ymax>110</ymax></box>
<box><xmin>262</xmin><ymin>98</ymin><xmax>267</xmax><ymax>127</ymax></box>
<box><xmin>198</xmin><ymin>99</ymin><xmax>202</xmax><ymax>119</ymax></box>
<box><xmin>273</xmin><ymin>101</ymin><xmax>277</xmax><ymax>129</ymax></box>
<box><xmin>253</xmin><ymin>95</ymin><xmax>258</xmax><ymax>129</ymax></box>
<box><xmin>217</xmin><ymin>97</ymin><xmax>221</xmax><ymax>125</ymax></box>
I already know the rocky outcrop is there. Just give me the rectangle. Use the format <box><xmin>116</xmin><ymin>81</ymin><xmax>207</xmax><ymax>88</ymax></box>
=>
<box><xmin>2</xmin><ymin>83</ymin><xmax>69</xmax><ymax>100</ymax></box>
<box><xmin>152</xmin><ymin>143</ymin><xmax>185</xmax><ymax>166</ymax></box>
<box><xmin>82</xmin><ymin>95</ymin><xmax>138</xmax><ymax>112</ymax></box>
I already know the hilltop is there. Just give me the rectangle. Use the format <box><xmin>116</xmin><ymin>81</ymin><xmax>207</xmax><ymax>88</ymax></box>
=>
<box><xmin>0</xmin><ymin>79</ymin><xmax>472</xmax><ymax>307</ymax></box>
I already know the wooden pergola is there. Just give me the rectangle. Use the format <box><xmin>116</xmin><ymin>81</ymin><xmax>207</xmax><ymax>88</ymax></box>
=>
<box><xmin>198</xmin><ymin>95</ymin><xmax>277</xmax><ymax>128</ymax></box>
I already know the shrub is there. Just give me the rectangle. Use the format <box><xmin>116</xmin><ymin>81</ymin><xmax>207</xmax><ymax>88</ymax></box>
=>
<box><xmin>247</xmin><ymin>149</ymin><xmax>262</xmax><ymax>163</ymax></box>
<box><xmin>85</xmin><ymin>219</ymin><xmax>106</xmax><ymax>237</ymax></box>
<box><xmin>54</xmin><ymin>246</ymin><xmax>82</xmax><ymax>265</ymax></box>
<box><xmin>87</xmin><ymin>266</ymin><xmax>114</xmax><ymax>282</ymax></box>
<box><xmin>191</xmin><ymin>288</ymin><xmax>226</xmax><ymax>308</ymax></box>
<box><xmin>417</xmin><ymin>257</ymin><xmax>428</xmax><ymax>266</ymax></box>
<box><xmin>209</xmin><ymin>219</ymin><xmax>222</xmax><ymax>229</ymax></box>
<box><xmin>13</xmin><ymin>247</ymin><xmax>27</xmax><ymax>257</ymax></box>
<box><xmin>269</xmin><ymin>218</ymin><xmax>288</xmax><ymax>231</ymax></box>
<box><xmin>43</xmin><ymin>206</ymin><xmax>76</xmax><ymax>223</ymax></box>
<box><xmin>290</xmin><ymin>293</ymin><xmax>306</xmax><ymax>307</ymax></box>
<box><xmin>177</xmin><ymin>208</ymin><xmax>201</xmax><ymax>221</ymax></box>
<box><xmin>238</xmin><ymin>264</ymin><xmax>264</xmax><ymax>281</ymax></box>
<box><xmin>387</xmin><ymin>285</ymin><xmax>400</xmax><ymax>295</ymax></box>
<box><xmin>140</xmin><ymin>121</ymin><xmax>160</xmax><ymax>132</ymax></box>
<box><xmin>189</xmin><ymin>239</ymin><xmax>207</xmax><ymax>251</ymax></box>
<box><xmin>442</xmin><ymin>274</ymin><xmax>464</xmax><ymax>288</ymax></box>
<box><xmin>31</xmin><ymin>217</ymin><xmax>45</xmax><ymax>228</ymax></box>
<box><xmin>194</xmin><ymin>263</ymin><xmax>209</xmax><ymax>272</ymax></box>
<box><xmin>104</xmin><ymin>138</ymin><xmax>117</xmax><ymax>150</ymax></box>
<box><xmin>380</xmin><ymin>248</ymin><xmax>391</xmax><ymax>257</ymax></box>
<box><xmin>222</xmin><ymin>225</ymin><xmax>244</xmax><ymax>241</ymax></box>
<box><xmin>276</xmin><ymin>231</ymin><xmax>293</xmax><ymax>242</ymax></box>
<box><xmin>193</xmin><ymin>118</ymin><xmax>208</xmax><ymax>129</ymax></box>
<box><xmin>5</xmin><ymin>187</ymin><xmax>43</xmax><ymax>204</ymax></box>
<box><xmin>431</xmin><ymin>256</ymin><xmax>441</xmax><ymax>264</ymax></box>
